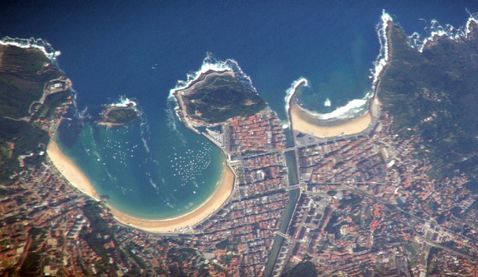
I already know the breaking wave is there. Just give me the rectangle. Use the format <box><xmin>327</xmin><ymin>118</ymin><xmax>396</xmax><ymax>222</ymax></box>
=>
<box><xmin>407</xmin><ymin>10</ymin><xmax>478</xmax><ymax>53</ymax></box>
<box><xmin>284</xmin><ymin>77</ymin><xmax>308</xmax><ymax>115</ymax></box>
<box><xmin>168</xmin><ymin>53</ymin><xmax>258</xmax><ymax>100</ymax></box>
<box><xmin>283</xmin><ymin>10</ymin><xmax>394</xmax><ymax>122</ymax></box>
<box><xmin>0</xmin><ymin>36</ymin><xmax>61</xmax><ymax>61</ymax></box>
<box><xmin>111</xmin><ymin>96</ymin><xmax>138</xmax><ymax>108</ymax></box>
<box><xmin>138</xmin><ymin>111</ymin><xmax>151</xmax><ymax>154</ymax></box>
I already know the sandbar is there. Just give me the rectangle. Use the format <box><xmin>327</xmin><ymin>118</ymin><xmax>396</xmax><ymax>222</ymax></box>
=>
<box><xmin>290</xmin><ymin>102</ymin><xmax>372</xmax><ymax>138</ymax></box>
<box><xmin>110</xmin><ymin>162</ymin><xmax>235</xmax><ymax>233</ymax></box>
<box><xmin>47</xmin><ymin>140</ymin><xmax>99</xmax><ymax>200</ymax></box>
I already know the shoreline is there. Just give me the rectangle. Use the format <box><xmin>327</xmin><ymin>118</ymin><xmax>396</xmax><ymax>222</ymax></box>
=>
<box><xmin>287</xmin><ymin>80</ymin><xmax>375</xmax><ymax>138</ymax></box>
<box><xmin>48</xmin><ymin>137</ymin><xmax>235</xmax><ymax>233</ymax></box>
<box><xmin>47</xmin><ymin>139</ymin><xmax>100</xmax><ymax>200</ymax></box>
<box><xmin>48</xmin><ymin>68</ymin><xmax>238</xmax><ymax>234</ymax></box>
<box><xmin>285</xmin><ymin>13</ymin><xmax>391</xmax><ymax>139</ymax></box>
<box><xmin>172</xmin><ymin>70</ymin><xmax>235</xmax><ymax>126</ymax></box>
<box><xmin>110</xmin><ymin>160</ymin><xmax>235</xmax><ymax>233</ymax></box>
<box><xmin>286</xmin><ymin>12</ymin><xmax>476</xmax><ymax>140</ymax></box>
<box><xmin>290</xmin><ymin>102</ymin><xmax>373</xmax><ymax>138</ymax></box>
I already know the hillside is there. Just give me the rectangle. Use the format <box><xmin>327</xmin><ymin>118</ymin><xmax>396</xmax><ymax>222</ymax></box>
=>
<box><xmin>378</xmin><ymin>21</ymin><xmax>478</xmax><ymax>181</ymax></box>
<box><xmin>0</xmin><ymin>45</ymin><xmax>70</xmax><ymax>183</ymax></box>
<box><xmin>180</xmin><ymin>72</ymin><xmax>266</xmax><ymax>123</ymax></box>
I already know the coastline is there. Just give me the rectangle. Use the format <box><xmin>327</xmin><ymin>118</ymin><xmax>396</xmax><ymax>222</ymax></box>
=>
<box><xmin>48</xmin><ymin>136</ymin><xmax>236</xmax><ymax>233</ymax></box>
<box><xmin>287</xmin><ymin>79</ymin><xmax>375</xmax><ymax>138</ymax></box>
<box><xmin>47</xmin><ymin>66</ymin><xmax>238</xmax><ymax>234</ymax></box>
<box><xmin>172</xmin><ymin>70</ymin><xmax>235</xmax><ymax>127</ymax></box>
<box><xmin>285</xmin><ymin>12</ymin><xmax>392</xmax><ymax>139</ymax></box>
<box><xmin>176</xmin><ymin>69</ymin><xmax>235</xmax><ymax>97</ymax></box>
<box><xmin>110</xmin><ymin>161</ymin><xmax>235</xmax><ymax>233</ymax></box>
<box><xmin>290</xmin><ymin>103</ymin><xmax>373</xmax><ymax>138</ymax></box>
<box><xmin>47</xmin><ymin>139</ymin><xmax>99</xmax><ymax>200</ymax></box>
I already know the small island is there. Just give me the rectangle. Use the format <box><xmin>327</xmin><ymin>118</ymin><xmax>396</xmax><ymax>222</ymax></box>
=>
<box><xmin>97</xmin><ymin>97</ymin><xmax>140</xmax><ymax>127</ymax></box>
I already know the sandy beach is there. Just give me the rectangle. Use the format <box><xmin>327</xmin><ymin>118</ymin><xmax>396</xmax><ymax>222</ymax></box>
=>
<box><xmin>47</xmin><ymin>140</ymin><xmax>99</xmax><ymax>200</ymax></box>
<box><xmin>110</xmin><ymin>162</ymin><xmax>235</xmax><ymax>233</ymax></box>
<box><xmin>48</xmin><ymin>68</ymin><xmax>238</xmax><ymax>234</ymax></box>
<box><xmin>48</xmin><ymin>137</ymin><xmax>236</xmax><ymax>233</ymax></box>
<box><xmin>290</xmin><ymin>103</ymin><xmax>372</xmax><ymax>138</ymax></box>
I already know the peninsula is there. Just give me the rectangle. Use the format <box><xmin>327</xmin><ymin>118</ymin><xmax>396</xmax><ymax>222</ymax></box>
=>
<box><xmin>173</xmin><ymin>69</ymin><xmax>265</xmax><ymax>124</ymax></box>
<box><xmin>96</xmin><ymin>67</ymin><xmax>272</xmax><ymax>233</ymax></box>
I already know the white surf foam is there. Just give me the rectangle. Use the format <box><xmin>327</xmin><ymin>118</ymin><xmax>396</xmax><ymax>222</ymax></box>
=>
<box><xmin>370</xmin><ymin>10</ymin><xmax>393</xmax><ymax>92</ymax></box>
<box><xmin>407</xmin><ymin>11</ymin><xmax>478</xmax><ymax>53</ymax></box>
<box><xmin>284</xmin><ymin>77</ymin><xmax>309</xmax><ymax>115</ymax></box>
<box><xmin>283</xmin><ymin>10</ymin><xmax>394</xmax><ymax>123</ymax></box>
<box><xmin>284</xmin><ymin>76</ymin><xmax>370</xmax><ymax>122</ymax></box>
<box><xmin>111</xmin><ymin>96</ymin><xmax>138</xmax><ymax>108</ymax></box>
<box><xmin>0</xmin><ymin>36</ymin><xmax>60</xmax><ymax>61</ymax></box>
<box><xmin>168</xmin><ymin>53</ymin><xmax>258</xmax><ymax>100</ymax></box>
<box><xmin>302</xmin><ymin>93</ymin><xmax>371</xmax><ymax>120</ymax></box>
<box><xmin>0</xmin><ymin>36</ymin><xmax>89</xmax><ymax>125</ymax></box>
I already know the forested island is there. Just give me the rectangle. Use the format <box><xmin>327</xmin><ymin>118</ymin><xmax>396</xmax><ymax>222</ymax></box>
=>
<box><xmin>97</xmin><ymin>98</ymin><xmax>139</xmax><ymax>127</ymax></box>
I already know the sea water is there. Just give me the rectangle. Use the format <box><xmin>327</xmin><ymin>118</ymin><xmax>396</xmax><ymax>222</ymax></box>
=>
<box><xmin>1</xmin><ymin>0</ymin><xmax>477</xmax><ymax>219</ymax></box>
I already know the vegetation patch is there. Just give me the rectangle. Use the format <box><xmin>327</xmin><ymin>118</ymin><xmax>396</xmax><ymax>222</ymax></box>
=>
<box><xmin>379</xmin><ymin>23</ymin><xmax>478</xmax><ymax>181</ymax></box>
<box><xmin>182</xmin><ymin>74</ymin><xmax>266</xmax><ymax>123</ymax></box>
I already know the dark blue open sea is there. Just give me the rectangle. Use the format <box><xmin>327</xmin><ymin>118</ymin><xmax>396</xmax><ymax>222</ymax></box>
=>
<box><xmin>1</xmin><ymin>1</ymin><xmax>477</xmax><ymax>219</ymax></box>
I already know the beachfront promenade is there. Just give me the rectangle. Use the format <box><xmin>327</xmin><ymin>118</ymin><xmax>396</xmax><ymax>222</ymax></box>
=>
<box><xmin>266</xmin><ymin>87</ymin><xmax>478</xmax><ymax>276</ymax></box>
<box><xmin>265</xmin><ymin>91</ymin><xmax>382</xmax><ymax>276</ymax></box>
<box><xmin>178</xmin><ymin>107</ymin><xmax>292</xmax><ymax>276</ymax></box>
<box><xmin>44</xmin><ymin>63</ymin><xmax>386</xmax><ymax>275</ymax></box>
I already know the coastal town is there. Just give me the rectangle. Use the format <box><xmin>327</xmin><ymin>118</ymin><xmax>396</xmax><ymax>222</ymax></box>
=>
<box><xmin>274</xmin><ymin>106</ymin><xmax>478</xmax><ymax>276</ymax></box>
<box><xmin>2</xmin><ymin>13</ymin><xmax>478</xmax><ymax>277</ymax></box>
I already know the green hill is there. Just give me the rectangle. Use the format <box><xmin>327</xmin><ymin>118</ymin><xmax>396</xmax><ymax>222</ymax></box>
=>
<box><xmin>0</xmin><ymin>45</ymin><xmax>67</xmax><ymax>183</ymax></box>
<box><xmin>378</xmin><ymin>22</ymin><xmax>478</xmax><ymax>181</ymax></box>
<box><xmin>181</xmin><ymin>73</ymin><xmax>266</xmax><ymax>123</ymax></box>
<box><xmin>0</xmin><ymin>46</ymin><xmax>62</xmax><ymax>118</ymax></box>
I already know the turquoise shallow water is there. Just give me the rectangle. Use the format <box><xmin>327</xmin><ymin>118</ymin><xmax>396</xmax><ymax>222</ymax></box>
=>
<box><xmin>1</xmin><ymin>1</ymin><xmax>477</xmax><ymax>219</ymax></box>
<box><xmin>57</xmin><ymin>113</ymin><xmax>226</xmax><ymax>219</ymax></box>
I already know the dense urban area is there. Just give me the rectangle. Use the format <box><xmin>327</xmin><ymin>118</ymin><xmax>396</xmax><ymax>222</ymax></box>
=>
<box><xmin>1</xmin><ymin>19</ymin><xmax>478</xmax><ymax>277</ymax></box>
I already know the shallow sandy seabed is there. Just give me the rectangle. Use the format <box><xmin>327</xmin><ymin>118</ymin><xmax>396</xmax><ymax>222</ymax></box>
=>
<box><xmin>48</xmin><ymin>138</ymin><xmax>235</xmax><ymax>233</ymax></box>
<box><xmin>47</xmin><ymin>140</ymin><xmax>99</xmax><ymax>200</ymax></box>
<box><xmin>290</xmin><ymin>103</ymin><xmax>373</xmax><ymax>138</ymax></box>
<box><xmin>110</xmin><ymin>164</ymin><xmax>235</xmax><ymax>233</ymax></box>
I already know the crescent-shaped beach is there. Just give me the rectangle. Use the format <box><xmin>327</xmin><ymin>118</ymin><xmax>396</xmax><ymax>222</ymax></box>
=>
<box><xmin>290</xmin><ymin>103</ymin><xmax>373</xmax><ymax>138</ymax></box>
<box><xmin>47</xmin><ymin>139</ymin><xmax>235</xmax><ymax>233</ymax></box>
